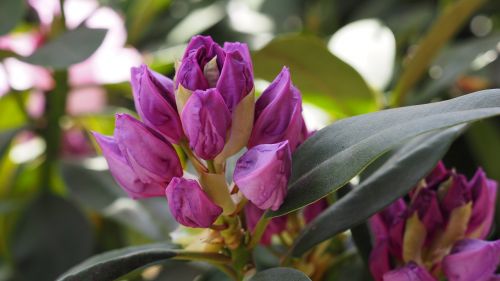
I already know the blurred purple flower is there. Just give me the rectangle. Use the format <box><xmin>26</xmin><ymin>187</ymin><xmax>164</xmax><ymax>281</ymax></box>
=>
<box><xmin>166</xmin><ymin>177</ymin><xmax>222</xmax><ymax>228</ymax></box>
<box><xmin>303</xmin><ymin>199</ymin><xmax>329</xmax><ymax>224</ymax></box>
<box><xmin>245</xmin><ymin>202</ymin><xmax>287</xmax><ymax>245</ymax></box>
<box><xmin>234</xmin><ymin>141</ymin><xmax>291</xmax><ymax>211</ymax></box>
<box><xmin>92</xmin><ymin>114</ymin><xmax>182</xmax><ymax>198</ymax></box>
<box><xmin>181</xmin><ymin>88</ymin><xmax>231</xmax><ymax>159</ymax></box>
<box><xmin>383</xmin><ymin>262</ymin><xmax>436</xmax><ymax>281</ymax></box>
<box><xmin>248</xmin><ymin>67</ymin><xmax>306</xmax><ymax>151</ymax></box>
<box><xmin>131</xmin><ymin>64</ymin><xmax>183</xmax><ymax>144</ymax></box>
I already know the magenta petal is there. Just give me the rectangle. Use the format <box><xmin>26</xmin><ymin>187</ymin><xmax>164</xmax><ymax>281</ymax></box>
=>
<box><xmin>234</xmin><ymin>141</ymin><xmax>291</xmax><ymax>211</ymax></box>
<box><xmin>370</xmin><ymin>239</ymin><xmax>392</xmax><ymax>281</ymax></box>
<box><xmin>181</xmin><ymin>88</ymin><xmax>231</xmax><ymax>159</ymax></box>
<box><xmin>409</xmin><ymin>188</ymin><xmax>444</xmax><ymax>240</ymax></box>
<box><xmin>166</xmin><ymin>177</ymin><xmax>222</xmax><ymax>228</ymax></box>
<box><xmin>467</xmin><ymin>168</ymin><xmax>498</xmax><ymax>238</ymax></box>
<box><xmin>303</xmin><ymin>199</ymin><xmax>328</xmax><ymax>224</ymax></box>
<box><xmin>245</xmin><ymin>203</ymin><xmax>287</xmax><ymax>245</ymax></box>
<box><xmin>383</xmin><ymin>263</ymin><xmax>437</xmax><ymax>281</ymax></box>
<box><xmin>176</xmin><ymin>49</ymin><xmax>210</xmax><ymax>91</ymax></box>
<box><xmin>183</xmin><ymin>35</ymin><xmax>225</xmax><ymax>66</ymax></box>
<box><xmin>92</xmin><ymin>132</ymin><xmax>165</xmax><ymax>198</ymax></box>
<box><xmin>249</xmin><ymin>67</ymin><xmax>305</xmax><ymax>151</ymax></box>
<box><xmin>223</xmin><ymin>42</ymin><xmax>253</xmax><ymax>74</ymax></box>
<box><xmin>442</xmin><ymin>239</ymin><xmax>500</xmax><ymax>281</ymax></box>
<box><xmin>216</xmin><ymin>50</ymin><xmax>253</xmax><ymax>113</ymax></box>
<box><xmin>131</xmin><ymin>65</ymin><xmax>183</xmax><ymax>143</ymax></box>
<box><xmin>114</xmin><ymin>114</ymin><xmax>182</xmax><ymax>184</ymax></box>
<box><xmin>425</xmin><ymin>161</ymin><xmax>450</xmax><ymax>188</ymax></box>
<box><xmin>441</xmin><ymin>173</ymin><xmax>471</xmax><ymax>214</ymax></box>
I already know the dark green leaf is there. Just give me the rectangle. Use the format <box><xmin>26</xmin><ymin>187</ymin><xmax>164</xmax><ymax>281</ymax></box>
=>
<box><xmin>22</xmin><ymin>27</ymin><xmax>107</xmax><ymax>69</ymax></box>
<box><xmin>252</xmin><ymin>35</ymin><xmax>377</xmax><ymax>115</ymax></box>
<box><xmin>0</xmin><ymin>0</ymin><xmax>25</xmax><ymax>35</ymax></box>
<box><xmin>465</xmin><ymin>120</ymin><xmax>500</xmax><ymax>180</ymax></box>
<box><xmin>10</xmin><ymin>193</ymin><xmax>94</xmax><ymax>281</ymax></box>
<box><xmin>271</xmin><ymin>89</ymin><xmax>500</xmax><ymax>217</ymax></box>
<box><xmin>290</xmin><ymin>125</ymin><xmax>466</xmax><ymax>256</ymax></box>
<box><xmin>249</xmin><ymin>267</ymin><xmax>311</xmax><ymax>281</ymax></box>
<box><xmin>57</xmin><ymin>243</ymin><xmax>177</xmax><ymax>281</ymax></box>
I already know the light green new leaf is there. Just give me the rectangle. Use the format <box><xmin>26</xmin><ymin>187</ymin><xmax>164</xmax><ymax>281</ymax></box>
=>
<box><xmin>22</xmin><ymin>27</ymin><xmax>107</xmax><ymax>69</ymax></box>
<box><xmin>249</xmin><ymin>267</ymin><xmax>311</xmax><ymax>281</ymax></box>
<box><xmin>270</xmin><ymin>89</ymin><xmax>500</xmax><ymax>217</ymax></box>
<box><xmin>252</xmin><ymin>35</ymin><xmax>377</xmax><ymax>116</ymax></box>
<box><xmin>291</xmin><ymin>125</ymin><xmax>466</xmax><ymax>256</ymax></box>
<box><xmin>0</xmin><ymin>0</ymin><xmax>25</xmax><ymax>35</ymax></box>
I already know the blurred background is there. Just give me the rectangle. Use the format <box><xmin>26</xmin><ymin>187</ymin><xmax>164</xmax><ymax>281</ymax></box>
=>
<box><xmin>0</xmin><ymin>0</ymin><xmax>499</xmax><ymax>280</ymax></box>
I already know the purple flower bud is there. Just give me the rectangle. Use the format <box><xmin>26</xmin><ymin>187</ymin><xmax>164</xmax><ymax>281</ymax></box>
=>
<box><xmin>442</xmin><ymin>239</ymin><xmax>500</xmax><ymax>281</ymax></box>
<box><xmin>441</xmin><ymin>173</ymin><xmax>471</xmax><ymax>215</ymax></box>
<box><xmin>92</xmin><ymin>132</ymin><xmax>166</xmax><ymax>198</ymax></box>
<box><xmin>371</xmin><ymin>199</ymin><xmax>407</xmax><ymax>259</ymax></box>
<box><xmin>425</xmin><ymin>161</ymin><xmax>449</xmax><ymax>188</ymax></box>
<box><xmin>234</xmin><ymin>141</ymin><xmax>291</xmax><ymax>211</ymax></box>
<box><xmin>114</xmin><ymin>113</ymin><xmax>183</xmax><ymax>185</ymax></box>
<box><xmin>248</xmin><ymin>67</ymin><xmax>306</xmax><ymax>151</ymax></box>
<box><xmin>245</xmin><ymin>202</ymin><xmax>287</xmax><ymax>245</ymax></box>
<box><xmin>181</xmin><ymin>88</ymin><xmax>231</xmax><ymax>159</ymax></box>
<box><xmin>131</xmin><ymin>64</ymin><xmax>183</xmax><ymax>143</ymax></box>
<box><xmin>303</xmin><ymin>199</ymin><xmax>329</xmax><ymax>224</ymax></box>
<box><xmin>176</xmin><ymin>36</ymin><xmax>253</xmax><ymax>112</ymax></box>
<box><xmin>166</xmin><ymin>177</ymin><xmax>222</xmax><ymax>228</ymax></box>
<box><xmin>217</xmin><ymin>44</ymin><xmax>254</xmax><ymax>113</ymax></box>
<box><xmin>383</xmin><ymin>262</ymin><xmax>436</xmax><ymax>281</ymax></box>
<box><xmin>409</xmin><ymin>188</ymin><xmax>444</xmax><ymax>240</ymax></box>
<box><xmin>466</xmin><ymin>168</ymin><xmax>498</xmax><ymax>239</ymax></box>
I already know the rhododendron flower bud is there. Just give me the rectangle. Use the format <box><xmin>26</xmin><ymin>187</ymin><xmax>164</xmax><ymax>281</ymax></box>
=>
<box><xmin>92</xmin><ymin>114</ymin><xmax>182</xmax><ymax>198</ymax></box>
<box><xmin>245</xmin><ymin>203</ymin><xmax>287</xmax><ymax>245</ymax></box>
<box><xmin>249</xmin><ymin>67</ymin><xmax>306</xmax><ymax>151</ymax></box>
<box><xmin>166</xmin><ymin>177</ymin><xmax>222</xmax><ymax>228</ymax></box>
<box><xmin>466</xmin><ymin>169</ymin><xmax>497</xmax><ymax>239</ymax></box>
<box><xmin>234</xmin><ymin>141</ymin><xmax>291</xmax><ymax>211</ymax></box>
<box><xmin>383</xmin><ymin>263</ymin><xmax>436</xmax><ymax>281</ymax></box>
<box><xmin>181</xmin><ymin>88</ymin><xmax>231</xmax><ymax>159</ymax></box>
<box><xmin>131</xmin><ymin>64</ymin><xmax>183</xmax><ymax>143</ymax></box>
<box><xmin>442</xmin><ymin>239</ymin><xmax>500</xmax><ymax>281</ymax></box>
<box><xmin>408</xmin><ymin>188</ymin><xmax>444</xmax><ymax>240</ymax></box>
<box><xmin>176</xmin><ymin>35</ymin><xmax>253</xmax><ymax>113</ymax></box>
<box><xmin>303</xmin><ymin>199</ymin><xmax>329</xmax><ymax>224</ymax></box>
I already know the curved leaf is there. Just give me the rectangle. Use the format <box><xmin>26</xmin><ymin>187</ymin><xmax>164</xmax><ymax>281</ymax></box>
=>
<box><xmin>291</xmin><ymin>125</ymin><xmax>466</xmax><ymax>256</ymax></box>
<box><xmin>249</xmin><ymin>267</ymin><xmax>311</xmax><ymax>281</ymax></box>
<box><xmin>57</xmin><ymin>243</ymin><xmax>177</xmax><ymax>281</ymax></box>
<box><xmin>22</xmin><ymin>27</ymin><xmax>107</xmax><ymax>69</ymax></box>
<box><xmin>270</xmin><ymin>89</ymin><xmax>500</xmax><ymax>217</ymax></box>
<box><xmin>252</xmin><ymin>35</ymin><xmax>377</xmax><ymax>115</ymax></box>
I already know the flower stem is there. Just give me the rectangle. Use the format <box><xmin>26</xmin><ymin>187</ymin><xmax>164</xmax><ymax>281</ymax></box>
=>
<box><xmin>248</xmin><ymin>211</ymin><xmax>270</xmax><ymax>249</ymax></box>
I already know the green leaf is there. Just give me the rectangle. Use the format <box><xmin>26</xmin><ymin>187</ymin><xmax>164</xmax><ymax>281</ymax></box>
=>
<box><xmin>271</xmin><ymin>89</ymin><xmax>500</xmax><ymax>217</ymax></box>
<box><xmin>249</xmin><ymin>267</ymin><xmax>311</xmax><ymax>281</ymax></box>
<box><xmin>465</xmin><ymin>120</ymin><xmax>500</xmax><ymax>180</ymax></box>
<box><xmin>290</xmin><ymin>125</ymin><xmax>466</xmax><ymax>256</ymax></box>
<box><xmin>22</xmin><ymin>27</ymin><xmax>107</xmax><ymax>69</ymax></box>
<box><xmin>252</xmin><ymin>35</ymin><xmax>377</xmax><ymax>116</ymax></box>
<box><xmin>0</xmin><ymin>93</ymin><xmax>27</xmax><ymax>131</ymax></box>
<box><xmin>0</xmin><ymin>0</ymin><xmax>25</xmax><ymax>35</ymax></box>
<box><xmin>10</xmin><ymin>193</ymin><xmax>94</xmax><ymax>281</ymax></box>
<box><xmin>57</xmin><ymin>243</ymin><xmax>177</xmax><ymax>281</ymax></box>
<box><xmin>0</xmin><ymin>128</ymin><xmax>21</xmax><ymax>158</ymax></box>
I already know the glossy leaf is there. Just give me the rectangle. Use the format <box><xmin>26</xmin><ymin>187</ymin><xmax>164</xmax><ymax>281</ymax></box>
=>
<box><xmin>291</xmin><ymin>125</ymin><xmax>466</xmax><ymax>256</ymax></box>
<box><xmin>0</xmin><ymin>0</ymin><xmax>25</xmax><ymax>35</ymax></box>
<box><xmin>270</xmin><ymin>89</ymin><xmax>500</xmax><ymax>217</ymax></box>
<box><xmin>22</xmin><ymin>27</ymin><xmax>107</xmax><ymax>69</ymax></box>
<box><xmin>249</xmin><ymin>267</ymin><xmax>311</xmax><ymax>281</ymax></box>
<box><xmin>57</xmin><ymin>243</ymin><xmax>177</xmax><ymax>281</ymax></box>
<box><xmin>252</xmin><ymin>35</ymin><xmax>377</xmax><ymax>115</ymax></box>
<box><xmin>10</xmin><ymin>193</ymin><xmax>94</xmax><ymax>281</ymax></box>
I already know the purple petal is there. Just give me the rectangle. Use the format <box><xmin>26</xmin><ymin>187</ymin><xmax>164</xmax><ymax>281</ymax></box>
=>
<box><xmin>369</xmin><ymin>239</ymin><xmax>392</xmax><ymax>281</ymax></box>
<box><xmin>92</xmin><ymin>132</ymin><xmax>165</xmax><ymax>198</ymax></box>
<box><xmin>181</xmin><ymin>88</ymin><xmax>231</xmax><ymax>159</ymax></box>
<box><xmin>442</xmin><ymin>239</ymin><xmax>500</xmax><ymax>281</ymax></box>
<box><xmin>245</xmin><ymin>202</ymin><xmax>287</xmax><ymax>245</ymax></box>
<box><xmin>131</xmin><ymin>64</ymin><xmax>183</xmax><ymax>143</ymax></box>
<box><xmin>303</xmin><ymin>199</ymin><xmax>328</xmax><ymax>224</ymax></box>
<box><xmin>114</xmin><ymin>114</ymin><xmax>182</xmax><ymax>184</ymax></box>
<box><xmin>249</xmin><ymin>67</ymin><xmax>305</xmax><ymax>151</ymax></box>
<box><xmin>223</xmin><ymin>42</ymin><xmax>253</xmax><ymax>73</ymax></box>
<box><xmin>166</xmin><ymin>177</ymin><xmax>222</xmax><ymax>228</ymax></box>
<box><xmin>234</xmin><ymin>141</ymin><xmax>291</xmax><ymax>211</ymax></box>
<box><xmin>425</xmin><ymin>161</ymin><xmax>450</xmax><ymax>188</ymax></box>
<box><xmin>467</xmin><ymin>168</ymin><xmax>498</xmax><ymax>239</ymax></box>
<box><xmin>176</xmin><ymin>48</ymin><xmax>209</xmax><ymax>91</ymax></box>
<box><xmin>409</xmin><ymin>188</ymin><xmax>444</xmax><ymax>241</ymax></box>
<box><xmin>383</xmin><ymin>263</ymin><xmax>437</xmax><ymax>281</ymax></box>
<box><xmin>216</xmin><ymin>50</ymin><xmax>254</xmax><ymax>113</ymax></box>
<box><xmin>441</xmin><ymin>173</ymin><xmax>471</xmax><ymax>215</ymax></box>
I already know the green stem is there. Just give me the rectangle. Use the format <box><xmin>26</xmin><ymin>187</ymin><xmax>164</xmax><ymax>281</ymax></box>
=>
<box><xmin>391</xmin><ymin>0</ymin><xmax>487</xmax><ymax>106</ymax></box>
<box><xmin>207</xmin><ymin>159</ymin><xmax>216</xmax><ymax>174</ymax></box>
<box><xmin>248</xmin><ymin>211</ymin><xmax>270</xmax><ymax>249</ymax></box>
<box><xmin>174</xmin><ymin>251</ymin><xmax>231</xmax><ymax>264</ymax></box>
<box><xmin>59</xmin><ymin>0</ymin><xmax>66</xmax><ymax>24</ymax></box>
